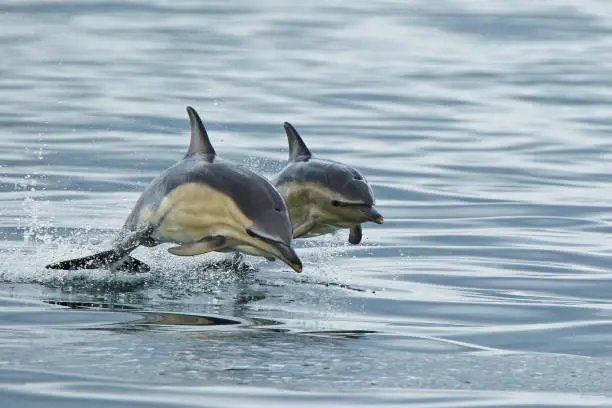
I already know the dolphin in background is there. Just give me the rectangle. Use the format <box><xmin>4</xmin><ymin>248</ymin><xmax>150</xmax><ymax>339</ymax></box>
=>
<box><xmin>46</xmin><ymin>107</ymin><xmax>302</xmax><ymax>273</ymax></box>
<box><xmin>273</xmin><ymin>122</ymin><xmax>383</xmax><ymax>245</ymax></box>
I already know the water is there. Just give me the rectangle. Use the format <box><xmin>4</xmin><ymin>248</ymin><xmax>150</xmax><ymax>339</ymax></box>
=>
<box><xmin>2</xmin><ymin>0</ymin><xmax>612</xmax><ymax>406</ymax></box>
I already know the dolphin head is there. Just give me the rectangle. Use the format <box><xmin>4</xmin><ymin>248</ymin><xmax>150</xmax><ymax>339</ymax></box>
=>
<box><xmin>322</xmin><ymin>162</ymin><xmax>384</xmax><ymax>226</ymax></box>
<box><xmin>282</xmin><ymin>121</ymin><xmax>383</xmax><ymax>227</ymax></box>
<box><xmin>239</xmin><ymin>177</ymin><xmax>303</xmax><ymax>273</ymax></box>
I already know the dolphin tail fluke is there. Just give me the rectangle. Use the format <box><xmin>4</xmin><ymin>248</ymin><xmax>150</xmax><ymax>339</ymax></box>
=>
<box><xmin>113</xmin><ymin>255</ymin><xmax>150</xmax><ymax>273</ymax></box>
<box><xmin>45</xmin><ymin>249</ymin><xmax>150</xmax><ymax>273</ymax></box>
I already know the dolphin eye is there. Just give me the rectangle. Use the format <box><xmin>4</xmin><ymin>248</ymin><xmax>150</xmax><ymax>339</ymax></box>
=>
<box><xmin>353</xmin><ymin>175</ymin><xmax>362</xmax><ymax>180</ymax></box>
<box><xmin>274</xmin><ymin>207</ymin><xmax>282</xmax><ymax>212</ymax></box>
<box><xmin>331</xmin><ymin>200</ymin><xmax>340</xmax><ymax>207</ymax></box>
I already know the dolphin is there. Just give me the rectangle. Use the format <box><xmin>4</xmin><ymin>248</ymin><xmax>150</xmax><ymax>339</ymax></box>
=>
<box><xmin>272</xmin><ymin>122</ymin><xmax>383</xmax><ymax>245</ymax></box>
<box><xmin>46</xmin><ymin>107</ymin><xmax>302</xmax><ymax>273</ymax></box>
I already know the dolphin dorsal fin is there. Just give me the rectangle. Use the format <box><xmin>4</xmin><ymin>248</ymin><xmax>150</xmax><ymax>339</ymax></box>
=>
<box><xmin>284</xmin><ymin>122</ymin><xmax>312</xmax><ymax>162</ymax></box>
<box><xmin>186</xmin><ymin>106</ymin><xmax>216</xmax><ymax>160</ymax></box>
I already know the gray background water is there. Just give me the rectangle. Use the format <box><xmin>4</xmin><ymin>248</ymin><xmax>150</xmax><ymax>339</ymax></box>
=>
<box><xmin>2</xmin><ymin>1</ymin><xmax>612</xmax><ymax>406</ymax></box>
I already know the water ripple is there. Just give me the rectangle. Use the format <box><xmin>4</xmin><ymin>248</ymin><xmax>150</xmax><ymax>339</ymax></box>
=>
<box><xmin>2</xmin><ymin>0</ymin><xmax>612</xmax><ymax>404</ymax></box>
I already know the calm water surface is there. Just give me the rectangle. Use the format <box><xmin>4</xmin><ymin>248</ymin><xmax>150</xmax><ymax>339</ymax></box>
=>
<box><xmin>2</xmin><ymin>1</ymin><xmax>612</xmax><ymax>406</ymax></box>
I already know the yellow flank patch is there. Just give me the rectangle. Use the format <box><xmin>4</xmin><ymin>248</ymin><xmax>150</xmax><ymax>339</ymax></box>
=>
<box><xmin>277</xmin><ymin>182</ymin><xmax>361</xmax><ymax>236</ymax></box>
<box><xmin>150</xmin><ymin>182</ymin><xmax>251</xmax><ymax>243</ymax></box>
<box><xmin>139</xmin><ymin>182</ymin><xmax>281</xmax><ymax>259</ymax></box>
<box><xmin>277</xmin><ymin>182</ymin><xmax>340</xmax><ymax>221</ymax></box>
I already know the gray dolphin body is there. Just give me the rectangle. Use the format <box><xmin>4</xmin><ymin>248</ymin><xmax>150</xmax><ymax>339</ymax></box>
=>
<box><xmin>272</xmin><ymin>122</ymin><xmax>383</xmax><ymax>245</ymax></box>
<box><xmin>46</xmin><ymin>107</ymin><xmax>302</xmax><ymax>273</ymax></box>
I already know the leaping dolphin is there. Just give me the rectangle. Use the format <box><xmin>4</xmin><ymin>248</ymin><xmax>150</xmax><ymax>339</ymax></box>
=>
<box><xmin>272</xmin><ymin>122</ymin><xmax>383</xmax><ymax>245</ymax></box>
<box><xmin>46</xmin><ymin>107</ymin><xmax>302</xmax><ymax>273</ymax></box>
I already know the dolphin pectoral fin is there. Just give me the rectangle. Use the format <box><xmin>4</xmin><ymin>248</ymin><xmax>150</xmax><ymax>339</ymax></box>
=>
<box><xmin>168</xmin><ymin>235</ymin><xmax>227</xmax><ymax>256</ymax></box>
<box><xmin>348</xmin><ymin>225</ymin><xmax>363</xmax><ymax>245</ymax></box>
<box><xmin>293</xmin><ymin>218</ymin><xmax>316</xmax><ymax>238</ymax></box>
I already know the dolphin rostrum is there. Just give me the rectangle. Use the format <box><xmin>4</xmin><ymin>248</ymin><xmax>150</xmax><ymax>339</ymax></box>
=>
<box><xmin>272</xmin><ymin>122</ymin><xmax>383</xmax><ymax>245</ymax></box>
<box><xmin>46</xmin><ymin>107</ymin><xmax>302</xmax><ymax>273</ymax></box>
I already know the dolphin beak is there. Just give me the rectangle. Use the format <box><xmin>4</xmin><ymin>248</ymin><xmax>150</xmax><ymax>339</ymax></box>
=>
<box><xmin>362</xmin><ymin>206</ymin><xmax>384</xmax><ymax>224</ymax></box>
<box><xmin>272</xmin><ymin>242</ymin><xmax>303</xmax><ymax>273</ymax></box>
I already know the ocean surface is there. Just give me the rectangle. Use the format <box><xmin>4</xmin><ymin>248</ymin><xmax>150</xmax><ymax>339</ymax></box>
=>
<box><xmin>2</xmin><ymin>1</ymin><xmax>612</xmax><ymax>406</ymax></box>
